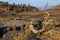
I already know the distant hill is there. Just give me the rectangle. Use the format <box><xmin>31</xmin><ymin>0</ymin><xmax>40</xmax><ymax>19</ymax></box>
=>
<box><xmin>47</xmin><ymin>4</ymin><xmax>60</xmax><ymax>12</ymax></box>
<box><xmin>50</xmin><ymin>4</ymin><xmax>60</xmax><ymax>9</ymax></box>
<box><xmin>0</xmin><ymin>1</ymin><xmax>39</xmax><ymax>13</ymax></box>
